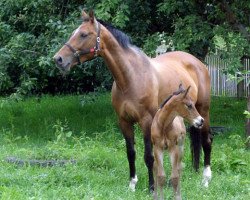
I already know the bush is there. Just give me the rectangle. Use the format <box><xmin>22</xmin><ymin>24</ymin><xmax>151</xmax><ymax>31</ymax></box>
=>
<box><xmin>0</xmin><ymin>0</ymin><xmax>114</xmax><ymax>97</ymax></box>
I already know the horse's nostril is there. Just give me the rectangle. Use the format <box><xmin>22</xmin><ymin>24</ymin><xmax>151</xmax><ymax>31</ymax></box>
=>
<box><xmin>201</xmin><ymin>118</ymin><xmax>204</xmax><ymax>123</ymax></box>
<box><xmin>55</xmin><ymin>56</ymin><xmax>63</xmax><ymax>65</ymax></box>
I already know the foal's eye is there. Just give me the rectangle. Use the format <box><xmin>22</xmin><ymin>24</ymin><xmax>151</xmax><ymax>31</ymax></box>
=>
<box><xmin>186</xmin><ymin>104</ymin><xmax>193</xmax><ymax>109</ymax></box>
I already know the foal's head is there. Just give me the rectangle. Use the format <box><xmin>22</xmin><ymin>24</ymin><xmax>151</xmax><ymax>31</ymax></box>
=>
<box><xmin>162</xmin><ymin>84</ymin><xmax>204</xmax><ymax>128</ymax></box>
<box><xmin>54</xmin><ymin>10</ymin><xmax>100</xmax><ymax>72</ymax></box>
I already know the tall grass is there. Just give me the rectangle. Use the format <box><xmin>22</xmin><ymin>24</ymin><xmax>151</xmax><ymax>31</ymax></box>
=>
<box><xmin>0</xmin><ymin>94</ymin><xmax>249</xmax><ymax>199</ymax></box>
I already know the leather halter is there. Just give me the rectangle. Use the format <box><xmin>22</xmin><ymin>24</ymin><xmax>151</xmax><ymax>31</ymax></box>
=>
<box><xmin>64</xmin><ymin>22</ymin><xmax>101</xmax><ymax>64</ymax></box>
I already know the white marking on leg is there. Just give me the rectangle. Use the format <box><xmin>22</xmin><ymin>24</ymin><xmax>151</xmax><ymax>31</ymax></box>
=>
<box><xmin>202</xmin><ymin>166</ymin><xmax>212</xmax><ymax>187</ymax></box>
<box><xmin>129</xmin><ymin>175</ymin><xmax>138</xmax><ymax>192</ymax></box>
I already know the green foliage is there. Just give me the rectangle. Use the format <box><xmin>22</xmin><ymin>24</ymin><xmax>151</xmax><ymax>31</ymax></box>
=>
<box><xmin>0</xmin><ymin>1</ymin><xmax>249</xmax><ymax>97</ymax></box>
<box><xmin>0</xmin><ymin>0</ymin><xmax>112</xmax><ymax>97</ymax></box>
<box><xmin>212</xmin><ymin>26</ymin><xmax>250</xmax><ymax>74</ymax></box>
<box><xmin>244</xmin><ymin>110</ymin><xmax>250</xmax><ymax>118</ymax></box>
<box><xmin>143</xmin><ymin>32</ymin><xmax>167</xmax><ymax>56</ymax></box>
<box><xmin>95</xmin><ymin>0</ymin><xmax>129</xmax><ymax>28</ymax></box>
<box><xmin>53</xmin><ymin>119</ymin><xmax>73</xmax><ymax>144</ymax></box>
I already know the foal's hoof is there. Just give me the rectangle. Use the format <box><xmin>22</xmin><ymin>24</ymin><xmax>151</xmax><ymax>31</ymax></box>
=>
<box><xmin>149</xmin><ymin>185</ymin><xmax>154</xmax><ymax>193</ymax></box>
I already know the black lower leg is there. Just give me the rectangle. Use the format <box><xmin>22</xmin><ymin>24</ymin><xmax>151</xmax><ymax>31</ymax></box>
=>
<box><xmin>144</xmin><ymin>136</ymin><xmax>154</xmax><ymax>192</ymax></box>
<box><xmin>189</xmin><ymin>126</ymin><xmax>201</xmax><ymax>171</ymax></box>
<box><xmin>202</xmin><ymin>128</ymin><xmax>213</xmax><ymax>166</ymax></box>
<box><xmin>125</xmin><ymin>137</ymin><xmax>136</xmax><ymax>178</ymax></box>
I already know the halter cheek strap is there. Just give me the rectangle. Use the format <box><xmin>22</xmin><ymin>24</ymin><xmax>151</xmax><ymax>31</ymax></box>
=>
<box><xmin>64</xmin><ymin>22</ymin><xmax>101</xmax><ymax>64</ymax></box>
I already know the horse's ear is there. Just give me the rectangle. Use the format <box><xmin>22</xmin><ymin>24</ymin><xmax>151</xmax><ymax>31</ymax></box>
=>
<box><xmin>183</xmin><ymin>85</ymin><xmax>191</xmax><ymax>98</ymax></box>
<box><xmin>82</xmin><ymin>10</ymin><xmax>89</xmax><ymax>21</ymax></box>
<box><xmin>89</xmin><ymin>10</ymin><xmax>95</xmax><ymax>23</ymax></box>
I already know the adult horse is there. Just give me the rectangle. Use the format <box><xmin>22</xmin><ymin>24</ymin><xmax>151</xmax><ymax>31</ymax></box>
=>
<box><xmin>54</xmin><ymin>10</ymin><xmax>212</xmax><ymax>191</ymax></box>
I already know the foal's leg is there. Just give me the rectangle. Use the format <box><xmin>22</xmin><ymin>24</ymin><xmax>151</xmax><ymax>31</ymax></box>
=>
<box><xmin>153</xmin><ymin>146</ymin><xmax>165</xmax><ymax>200</ymax></box>
<box><xmin>119</xmin><ymin>119</ymin><xmax>137</xmax><ymax>191</ymax></box>
<box><xmin>140</xmin><ymin>116</ymin><xmax>155</xmax><ymax>192</ymax></box>
<box><xmin>169</xmin><ymin>145</ymin><xmax>182</xmax><ymax>200</ymax></box>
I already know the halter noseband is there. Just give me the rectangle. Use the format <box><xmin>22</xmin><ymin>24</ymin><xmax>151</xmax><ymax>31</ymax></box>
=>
<box><xmin>64</xmin><ymin>22</ymin><xmax>101</xmax><ymax>64</ymax></box>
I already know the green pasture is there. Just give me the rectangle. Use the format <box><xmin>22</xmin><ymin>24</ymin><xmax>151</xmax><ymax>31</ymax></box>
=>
<box><xmin>0</xmin><ymin>94</ymin><xmax>249</xmax><ymax>199</ymax></box>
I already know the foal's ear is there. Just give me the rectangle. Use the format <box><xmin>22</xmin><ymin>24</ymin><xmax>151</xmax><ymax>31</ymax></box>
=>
<box><xmin>179</xmin><ymin>83</ymin><xmax>184</xmax><ymax>91</ymax></box>
<box><xmin>183</xmin><ymin>85</ymin><xmax>191</xmax><ymax>98</ymax></box>
<box><xmin>89</xmin><ymin>10</ymin><xmax>95</xmax><ymax>23</ymax></box>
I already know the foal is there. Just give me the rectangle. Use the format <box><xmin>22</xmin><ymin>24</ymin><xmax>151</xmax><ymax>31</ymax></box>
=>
<box><xmin>151</xmin><ymin>85</ymin><xmax>204</xmax><ymax>200</ymax></box>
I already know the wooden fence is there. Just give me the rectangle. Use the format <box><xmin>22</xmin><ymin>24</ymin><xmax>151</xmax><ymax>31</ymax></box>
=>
<box><xmin>205</xmin><ymin>55</ymin><xmax>250</xmax><ymax>97</ymax></box>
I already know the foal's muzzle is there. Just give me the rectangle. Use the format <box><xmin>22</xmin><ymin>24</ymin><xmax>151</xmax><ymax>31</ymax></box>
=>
<box><xmin>193</xmin><ymin>116</ymin><xmax>204</xmax><ymax>129</ymax></box>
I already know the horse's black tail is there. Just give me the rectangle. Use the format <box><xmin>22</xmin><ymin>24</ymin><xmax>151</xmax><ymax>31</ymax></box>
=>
<box><xmin>189</xmin><ymin>126</ymin><xmax>201</xmax><ymax>171</ymax></box>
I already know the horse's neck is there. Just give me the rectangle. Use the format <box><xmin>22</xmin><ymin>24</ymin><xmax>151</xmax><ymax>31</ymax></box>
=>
<box><xmin>100</xmin><ymin>30</ymin><xmax>147</xmax><ymax>92</ymax></box>
<box><xmin>158</xmin><ymin>104</ymin><xmax>177</xmax><ymax>129</ymax></box>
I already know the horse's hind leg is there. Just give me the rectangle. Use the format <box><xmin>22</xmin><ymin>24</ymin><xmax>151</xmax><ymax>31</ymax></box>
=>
<box><xmin>196</xmin><ymin>105</ymin><xmax>213</xmax><ymax>187</ymax></box>
<box><xmin>201</xmin><ymin>113</ymin><xmax>213</xmax><ymax>187</ymax></box>
<box><xmin>119</xmin><ymin>119</ymin><xmax>137</xmax><ymax>191</ymax></box>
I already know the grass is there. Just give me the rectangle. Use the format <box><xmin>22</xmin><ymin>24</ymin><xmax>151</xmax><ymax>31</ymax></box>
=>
<box><xmin>0</xmin><ymin>94</ymin><xmax>249</xmax><ymax>199</ymax></box>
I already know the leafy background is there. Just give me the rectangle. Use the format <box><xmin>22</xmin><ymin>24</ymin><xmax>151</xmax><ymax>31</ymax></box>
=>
<box><xmin>0</xmin><ymin>0</ymin><xmax>249</xmax><ymax>98</ymax></box>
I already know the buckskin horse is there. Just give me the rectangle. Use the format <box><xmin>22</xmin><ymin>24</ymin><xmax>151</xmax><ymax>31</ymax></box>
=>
<box><xmin>53</xmin><ymin>10</ymin><xmax>212</xmax><ymax>191</ymax></box>
<box><xmin>152</xmin><ymin>84</ymin><xmax>204</xmax><ymax>200</ymax></box>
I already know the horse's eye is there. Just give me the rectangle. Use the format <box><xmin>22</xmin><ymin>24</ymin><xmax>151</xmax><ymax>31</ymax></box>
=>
<box><xmin>80</xmin><ymin>33</ymin><xmax>87</xmax><ymax>38</ymax></box>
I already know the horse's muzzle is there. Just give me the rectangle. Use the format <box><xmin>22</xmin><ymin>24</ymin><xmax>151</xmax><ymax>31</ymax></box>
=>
<box><xmin>53</xmin><ymin>55</ymin><xmax>70</xmax><ymax>72</ymax></box>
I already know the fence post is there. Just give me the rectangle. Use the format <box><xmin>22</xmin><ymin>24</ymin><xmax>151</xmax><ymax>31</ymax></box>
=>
<box><xmin>237</xmin><ymin>58</ymin><xmax>245</xmax><ymax>98</ymax></box>
<box><xmin>247</xmin><ymin>96</ymin><xmax>250</xmax><ymax>149</ymax></box>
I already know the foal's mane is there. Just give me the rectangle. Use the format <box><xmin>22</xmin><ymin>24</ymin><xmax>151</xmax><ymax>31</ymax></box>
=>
<box><xmin>159</xmin><ymin>88</ymin><xmax>184</xmax><ymax>109</ymax></box>
<box><xmin>98</xmin><ymin>20</ymin><xmax>132</xmax><ymax>49</ymax></box>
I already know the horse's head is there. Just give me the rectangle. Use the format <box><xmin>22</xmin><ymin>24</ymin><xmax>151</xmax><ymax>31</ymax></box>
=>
<box><xmin>53</xmin><ymin>10</ymin><xmax>100</xmax><ymax>72</ymax></box>
<box><xmin>172</xmin><ymin>84</ymin><xmax>204</xmax><ymax>129</ymax></box>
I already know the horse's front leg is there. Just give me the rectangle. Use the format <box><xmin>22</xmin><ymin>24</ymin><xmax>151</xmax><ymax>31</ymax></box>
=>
<box><xmin>119</xmin><ymin>119</ymin><xmax>138</xmax><ymax>191</ymax></box>
<box><xmin>140</xmin><ymin>116</ymin><xmax>155</xmax><ymax>192</ymax></box>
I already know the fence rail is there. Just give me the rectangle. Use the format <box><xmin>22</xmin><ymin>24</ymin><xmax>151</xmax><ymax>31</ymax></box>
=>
<box><xmin>205</xmin><ymin>55</ymin><xmax>250</xmax><ymax>97</ymax></box>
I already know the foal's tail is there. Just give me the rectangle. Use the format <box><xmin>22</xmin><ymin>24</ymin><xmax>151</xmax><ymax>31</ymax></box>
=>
<box><xmin>189</xmin><ymin>126</ymin><xmax>201</xmax><ymax>171</ymax></box>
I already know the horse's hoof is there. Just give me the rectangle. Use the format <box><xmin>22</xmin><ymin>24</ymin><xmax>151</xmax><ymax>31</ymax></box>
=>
<box><xmin>202</xmin><ymin>166</ymin><xmax>212</xmax><ymax>187</ymax></box>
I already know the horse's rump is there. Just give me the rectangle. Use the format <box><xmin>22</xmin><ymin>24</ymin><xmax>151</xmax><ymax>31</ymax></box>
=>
<box><xmin>152</xmin><ymin>51</ymin><xmax>210</xmax><ymax>106</ymax></box>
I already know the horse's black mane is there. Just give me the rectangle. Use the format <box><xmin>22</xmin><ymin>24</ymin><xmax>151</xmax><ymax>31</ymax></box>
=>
<box><xmin>98</xmin><ymin>20</ymin><xmax>132</xmax><ymax>49</ymax></box>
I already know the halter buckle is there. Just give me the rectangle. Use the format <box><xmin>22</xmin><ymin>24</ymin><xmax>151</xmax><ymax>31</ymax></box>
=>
<box><xmin>74</xmin><ymin>51</ymin><xmax>80</xmax><ymax>58</ymax></box>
